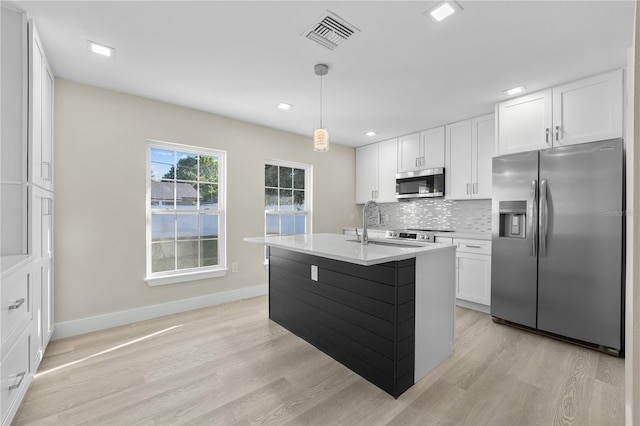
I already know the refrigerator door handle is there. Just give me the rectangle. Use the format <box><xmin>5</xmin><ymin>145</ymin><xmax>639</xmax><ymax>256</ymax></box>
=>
<box><xmin>529</xmin><ymin>179</ymin><xmax>538</xmax><ymax>257</ymax></box>
<box><xmin>539</xmin><ymin>179</ymin><xmax>548</xmax><ymax>257</ymax></box>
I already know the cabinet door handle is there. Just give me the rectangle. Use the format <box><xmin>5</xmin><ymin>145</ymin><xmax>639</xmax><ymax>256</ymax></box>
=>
<box><xmin>420</xmin><ymin>157</ymin><xmax>425</xmax><ymax>166</ymax></box>
<box><xmin>545</xmin><ymin>128</ymin><xmax>550</xmax><ymax>143</ymax></box>
<box><xmin>8</xmin><ymin>298</ymin><xmax>25</xmax><ymax>310</ymax></box>
<box><xmin>43</xmin><ymin>162</ymin><xmax>52</xmax><ymax>181</ymax></box>
<box><xmin>415</xmin><ymin>158</ymin><xmax>419</xmax><ymax>167</ymax></box>
<box><xmin>42</xmin><ymin>198</ymin><xmax>52</xmax><ymax>216</ymax></box>
<box><xmin>555</xmin><ymin>125</ymin><xmax>560</xmax><ymax>141</ymax></box>
<box><xmin>9</xmin><ymin>372</ymin><xmax>26</xmax><ymax>390</ymax></box>
<box><xmin>473</xmin><ymin>183</ymin><xmax>478</xmax><ymax>194</ymax></box>
<box><xmin>466</xmin><ymin>183</ymin><xmax>471</xmax><ymax>194</ymax></box>
<box><xmin>465</xmin><ymin>245</ymin><xmax>482</xmax><ymax>249</ymax></box>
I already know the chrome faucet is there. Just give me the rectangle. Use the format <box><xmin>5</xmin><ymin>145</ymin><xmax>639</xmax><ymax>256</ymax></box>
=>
<box><xmin>362</xmin><ymin>200</ymin><xmax>382</xmax><ymax>248</ymax></box>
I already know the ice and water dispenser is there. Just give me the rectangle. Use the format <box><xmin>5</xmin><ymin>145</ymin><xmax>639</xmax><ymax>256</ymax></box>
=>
<box><xmin>498</xmin><ymin>201</ymin><xmax>527</xmax><ymax>239</ymax></box>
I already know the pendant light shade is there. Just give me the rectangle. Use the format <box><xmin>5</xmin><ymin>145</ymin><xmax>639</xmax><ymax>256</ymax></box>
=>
<box><xmin>313</xmin><ymin>64</ymin><xmax>329</xmax><ymax>152</ymax></box>
<box><xmin>313</xmin><ymin>128</ymin><xmax>329</xmax><ymax>152</ymax></box>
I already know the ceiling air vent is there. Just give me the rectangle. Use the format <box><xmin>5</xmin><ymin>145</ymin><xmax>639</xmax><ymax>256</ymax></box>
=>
<box><xmin>303</xmin><ymin>11</ymin><xmax>360</xmax><ymax>51</ymax></box>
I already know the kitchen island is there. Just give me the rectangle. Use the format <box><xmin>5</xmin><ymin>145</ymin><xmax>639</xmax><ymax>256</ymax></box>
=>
<box><xmin>244</xmin><ymin>233</ymin><xmax>455</xmax><ymax>398</ymax></box>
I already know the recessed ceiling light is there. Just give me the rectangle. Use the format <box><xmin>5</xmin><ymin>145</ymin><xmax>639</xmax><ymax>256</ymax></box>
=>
<box><xmin>504</xmin><ymin>85</ymin><xmax>527</xmax><ymax>96</ymax></box>
<box><xmin>277</xmin><ymin>102</ymin><xmax>293</xmax><ymax>110</ymax></box>
<box><xmin>87</xmin><ymin>40</ymin><xmax>115</xmax><ymax>57</ymax></box>
<box><xmin>365</xmin><ymin>131</ymin><xmax>377</xmax><ymax>136</ymax></box>
<box><xmin>425</xmin><ymin>2</ymin><xmax>462</xmax><ymax>22</ymax></box>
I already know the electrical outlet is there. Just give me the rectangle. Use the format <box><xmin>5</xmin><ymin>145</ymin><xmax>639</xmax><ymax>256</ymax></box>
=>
<box><xmin>231</xmin><ymin>262</ymin><xmax>238</xmax><ymax>273</ymax></box>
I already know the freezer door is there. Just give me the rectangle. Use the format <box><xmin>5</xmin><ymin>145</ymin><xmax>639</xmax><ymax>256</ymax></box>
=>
<box><xmin>538</xmin><ymin>139</ymin><xmax>623</xmax><ymax>349</ymax></box>
<box><xmin>491</xmin><ymin>151</ymin><xmax>539</xmax><ymax>328</ymax></box>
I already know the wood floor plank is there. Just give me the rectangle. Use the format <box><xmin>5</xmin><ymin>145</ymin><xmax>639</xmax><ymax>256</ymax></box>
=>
<box><xmin>551</xmin><ymin>349</ymin><xmax>597</xmax><ymax>426</ymax></box>
<box><xmin>384</xmin><ymin>378</ymin><xmax>466</xmax><ymax>425</ymax></box>
<box><xmin>12</xmin><ymin>296</ymin><xmax>625</xmax><ymax>426</ymax></box>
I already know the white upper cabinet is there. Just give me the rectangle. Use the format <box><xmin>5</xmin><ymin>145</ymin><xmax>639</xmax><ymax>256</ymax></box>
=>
<box><xmin>497</xmin><ymin>69</ymin><xmax>623</xmax><ymax>155</ymax></box>
<box><xmin>445</xmin><ymin>114</ymin><xmax>495</xmax><ymax>200</ymax></box>
<box><xmin>1</xmin><ymin>8</ymin><xmax>27</xmax><ymax>185</ymax></box>
<box><xmin>552</xmin><ymin>70</ymin><xmax>623</xmax><ymax>146</ymax></box>
<box><xmin>420</xmin><ymin>127</ymin><xmax>445</xmax><ymax>170</ymax></box>
<box><xmin>397</xmin><ymin>132</ymin><xmax>421</xmax><ymax>173</ymax></box>
<box><xmin>29</xmin><ymin>22</ymin><xmax>55</xmax><ymax>192</ymax></box>
<box><xmin>355</xmin><ymin>138</ymin><xmax>398</xmax><ymax>204</ymax></box>
<box><xmin>471</xmin><ymin>114</ymin><xmax>495</xmax><ymax>199</ymax></box>
<box><xmin>397</xmin><ymin>128</ymin><xmax>445</xmax><ymax>173</ymax></box>
<box><xmin>356</xmin><ymin>143</ymin><xmax>378</xmax><ymax>204</ymax></box>
<box><xmin>497</xmin><ymin>90</ymin><xmax>552</xmax><ymax>154</ymax></box>
<box><xmin>1</xmin><ymin>8</ymin><xmax>28</xmax><ymax>257</ymax></box>
<box><xmin>445</xmin><ymin>120</ymin><xmax>472</xmax><ymax>199</ymax></box>
<box><xmin>376</xmin><ymin>138</ymin><xmax>398</xmax><ymax>203</ymax></box>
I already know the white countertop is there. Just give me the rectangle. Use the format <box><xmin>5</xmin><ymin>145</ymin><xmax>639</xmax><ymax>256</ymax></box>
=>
<box><xmin>245</xmin><ymin>233</ymin><xmax>455</xmax><ymax>266</ymax></box>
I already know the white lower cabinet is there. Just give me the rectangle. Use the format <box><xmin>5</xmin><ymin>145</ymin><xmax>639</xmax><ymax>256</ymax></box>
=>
<box><xmin>1</xmin><ymin>327</ymin><xmax>32</xmax><ymax>425</ymax></box>
<box><xmin>1</xmin><ymin>264</ymin><xmax>32</xmax><ymax>346</ymax></box>
<box><xmin>454</xmin><ymin>239</ymin><xmax>491</xmax><ymax>308</ymax></box>
<box><xmin>0</xmin><ymin>259</ymin><xmax>34</xmax><ymax>426</ymax></box>
<box><xmin>436</xmin><ymin>237</ymin><xmax>491</xmax><ymax>310</ymax></box>
<box><xmin>31</xmin><ymin>187</ymin><xmax>54</xmax><ymax>359</ymax></box>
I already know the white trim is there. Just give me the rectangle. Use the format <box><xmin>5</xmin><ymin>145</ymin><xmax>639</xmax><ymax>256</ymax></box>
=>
<box><xmin>52</xmin><ymin>284</ymin><xmax>268</xmax><ymax>340</ymax></box>
<box><xmin>146</xmin><ymin>140</ymin><xmax>227</xmax><ymax>281</ymax></box>
<box><xmin>145</xmin><ymin>267</ymin><xmax>227</xmax><ymax>286</ymax></box>
<box><xmin>455</xmin><ymin>298</ymin><xmax>490</xmax><ymax>314</ymax></box>
<box><xmin>264</xmin><ymin>158</ymin><xmax>313</xmax><ymax>244</ymax></box>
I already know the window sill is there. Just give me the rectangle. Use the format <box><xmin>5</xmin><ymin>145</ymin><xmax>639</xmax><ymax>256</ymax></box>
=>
<box><xmin>145</xmin><ymin>268</ymin><xmax>227</xmax><ymax>287</ymax></box>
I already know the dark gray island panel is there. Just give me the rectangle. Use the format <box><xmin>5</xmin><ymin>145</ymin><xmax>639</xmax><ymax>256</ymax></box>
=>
<box><xmin>268</xmin><ymin>246</ymin><xmax>415</xmax><ymax>398</ymax></box>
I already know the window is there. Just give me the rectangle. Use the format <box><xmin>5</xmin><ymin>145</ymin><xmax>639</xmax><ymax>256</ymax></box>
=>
<box><xmin>265</xmin><ymin>160</ymin><xmax>312</xmax><ymax>239</ymax></box>
<box><xmin>146</xmin><ymin>141</ymin><xmax>226</xmax><ymax>285</ymax></box>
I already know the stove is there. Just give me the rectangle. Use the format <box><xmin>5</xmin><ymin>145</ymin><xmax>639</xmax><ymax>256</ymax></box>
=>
<box><xmin>384</xmin><ymin>228</ymin><xmax>453</xmax><ymax>243</ymax></box>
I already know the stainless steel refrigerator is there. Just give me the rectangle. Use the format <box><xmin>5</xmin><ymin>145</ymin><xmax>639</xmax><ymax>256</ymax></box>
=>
<box><xmin>491</xmin><ymin>138</ymin><xmax>624</xmax><ymax>354</ymax></box>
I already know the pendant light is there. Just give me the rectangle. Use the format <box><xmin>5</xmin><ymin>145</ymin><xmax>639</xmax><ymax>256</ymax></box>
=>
<box><xmin>313</xmin><ymin>63</ymin><xmax>329</xmax><ymax>152</ymax></box>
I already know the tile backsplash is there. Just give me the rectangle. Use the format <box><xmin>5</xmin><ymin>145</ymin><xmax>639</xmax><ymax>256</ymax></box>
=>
<box><xmin>365</xmin><ymin>198</ymin><xmax>492</xmax><ymax>235</ymax></box>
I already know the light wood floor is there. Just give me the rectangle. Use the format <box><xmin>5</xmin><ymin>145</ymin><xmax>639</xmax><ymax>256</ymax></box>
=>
<box><xmin>14</xmin><ymin>296</ymin><xmax>625</xmax><ymax>425</ymax></box>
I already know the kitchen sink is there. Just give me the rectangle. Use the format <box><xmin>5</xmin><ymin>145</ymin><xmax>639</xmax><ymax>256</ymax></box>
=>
<box><xmin>346</xmin><ymin>238</ymin><xmax>420</xmax><ymax>248</ymax></box>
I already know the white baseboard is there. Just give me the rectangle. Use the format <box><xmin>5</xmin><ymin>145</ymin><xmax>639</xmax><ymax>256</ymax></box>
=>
<box><xmin>52</xmin><ymin>284</ymin><xmax>268</xmax><ymax>340</ymax></box>
<box><xmin>455</xmin><ymin>298</ymin><xmax>490</xmax><ymax>314</ymax></box>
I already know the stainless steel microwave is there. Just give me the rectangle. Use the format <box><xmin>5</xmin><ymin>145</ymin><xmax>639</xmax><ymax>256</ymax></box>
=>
<box><xmin>396</xmin><ymin>168</ymin><xmax>445</xmax><ymax>199</ymax></box>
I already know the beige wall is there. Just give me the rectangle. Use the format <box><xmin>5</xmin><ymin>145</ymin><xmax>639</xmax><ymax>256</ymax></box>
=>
<box><xmin>54</xmin><ymin>79</ymin><xmax>359</xmax><ymax>323</ymax></box>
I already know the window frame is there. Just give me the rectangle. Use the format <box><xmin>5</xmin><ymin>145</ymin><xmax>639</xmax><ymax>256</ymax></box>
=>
<box><xmin>264</xmin><ymin>158</ymin><xmax>313</xmax><ymax>241</ymax></box>
<box><xmin>145</xmin><ymin>140</ymin><xmax>227</xmax><ymax>286</ymax></box>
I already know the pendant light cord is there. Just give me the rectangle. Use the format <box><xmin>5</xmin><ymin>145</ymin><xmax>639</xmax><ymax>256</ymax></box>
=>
<box><xmin>319</xmin><ymin>73</ymin><xmax>323</xmax><ymax>129</ymax></box>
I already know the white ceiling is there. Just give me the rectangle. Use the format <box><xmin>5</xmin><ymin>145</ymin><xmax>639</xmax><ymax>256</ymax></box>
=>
<box><xmin>8</xmin><ymin>1</ymin><xmax>634</xmax><ymax>148</ymax></box>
